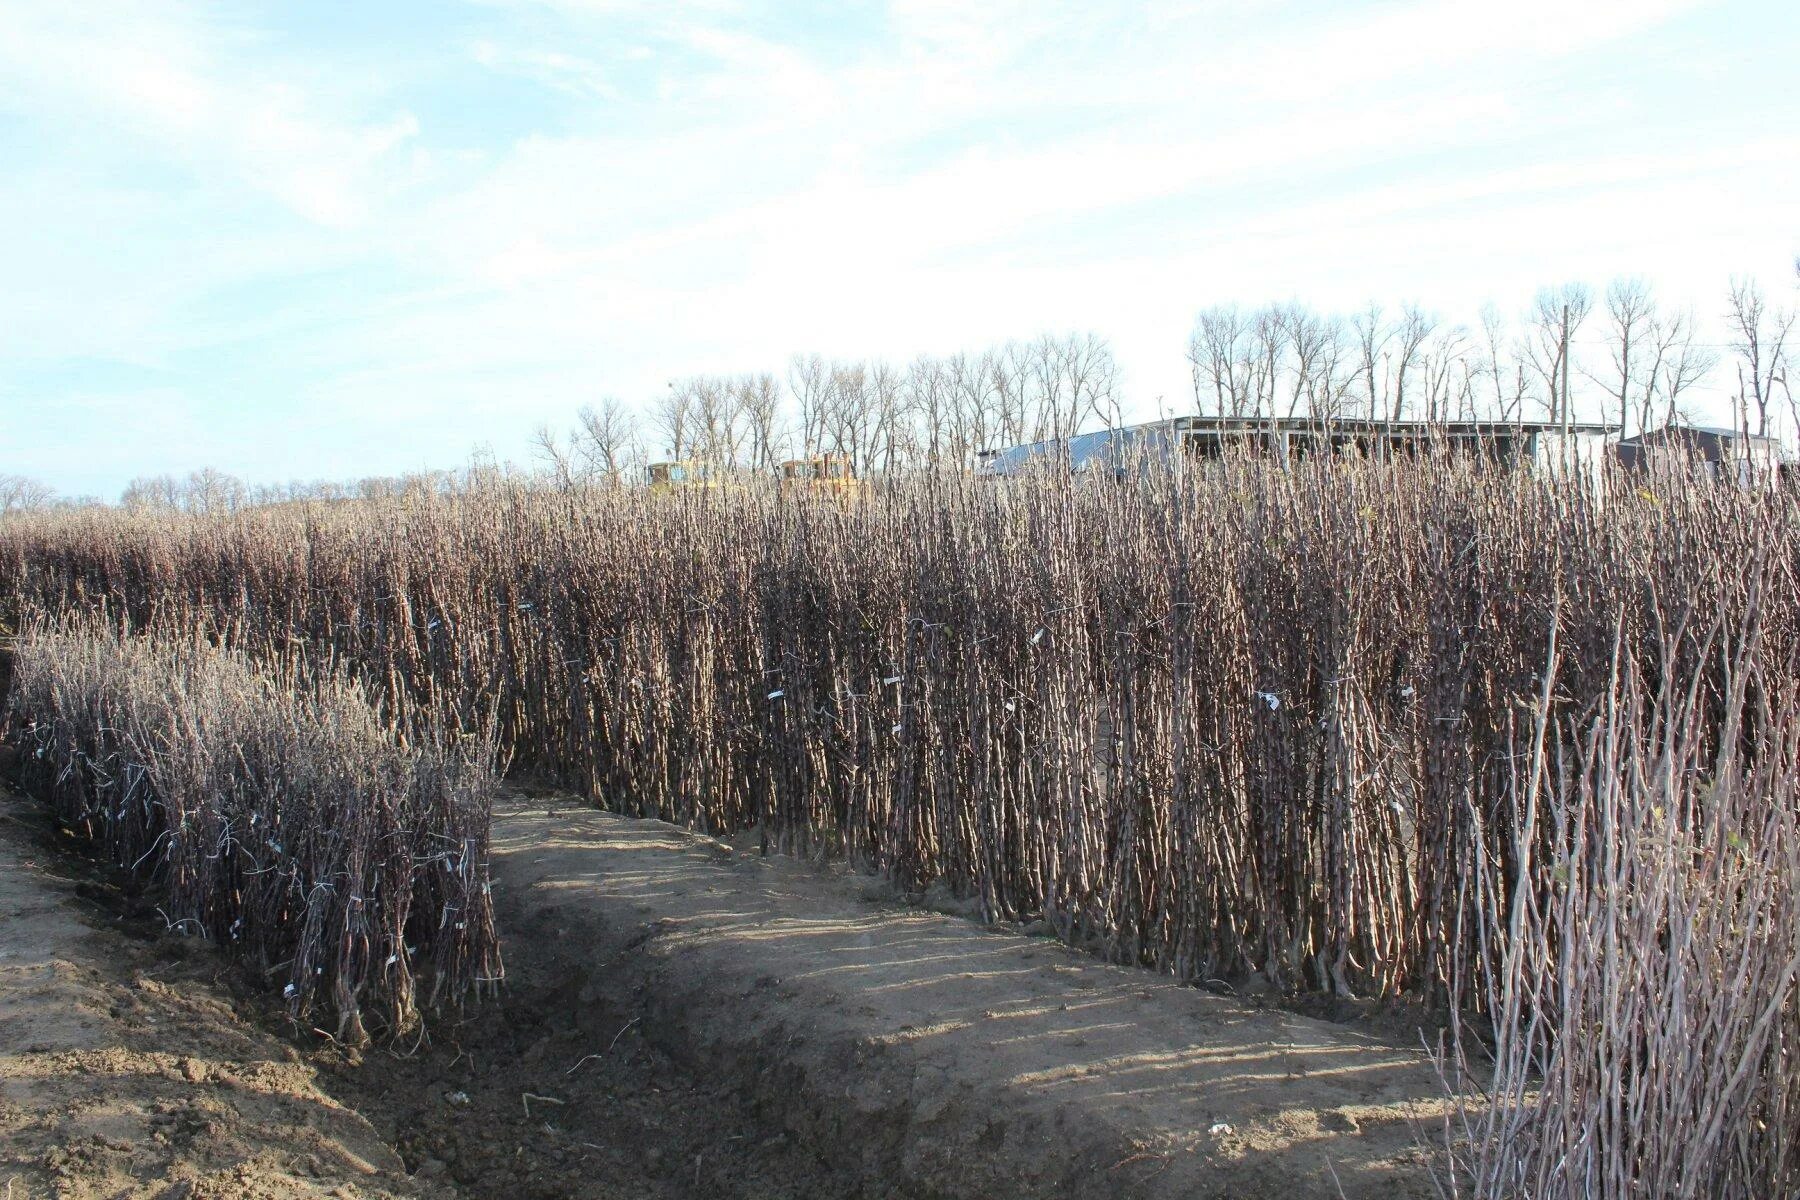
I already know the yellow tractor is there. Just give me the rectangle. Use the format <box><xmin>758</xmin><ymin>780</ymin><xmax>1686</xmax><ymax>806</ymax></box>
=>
<box><xmin>778</xmin><ymin>453</ymin><xmax>862</xmax><ymax>501</ymax></box>
<box><xmin>646</xmin><ymin>460</ymin><xmax>714</xmax><ymax>495</ymax></box>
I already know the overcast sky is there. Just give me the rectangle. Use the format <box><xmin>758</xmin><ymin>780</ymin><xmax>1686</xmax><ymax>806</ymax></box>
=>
<box><xmin>4</xmin><ymin>0</ymin><xmax>1797</xmax><ymax>499</ymax></box>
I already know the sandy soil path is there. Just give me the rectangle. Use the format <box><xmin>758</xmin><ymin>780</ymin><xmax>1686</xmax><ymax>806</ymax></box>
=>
<box><xmin>0</xmin><ymin>776</ymin><xmax>1462</xmax><ymax>1199</ymax></box>
<box><xmin>490</xmin><ymin>795</ymin><xmax>1457</xmax><ymax>1200</ymax></box>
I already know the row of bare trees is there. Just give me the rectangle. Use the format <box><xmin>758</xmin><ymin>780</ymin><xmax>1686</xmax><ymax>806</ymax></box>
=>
<box><xmin>3</xmin><ymin>468</ymin><xmax>489</xmax><ymax>519</ymax></box>
<box><xmin>0</xmin><ymin>474</ymin><xmax>58</xmax><ymax>515</ymax></box>
<box><xmin>783</xmin><ymin>336</ymin><xmax>1119</xmax><ymax>472</ymax></box>
<box><xmin>536</xmin><ymin>273</ymin><xmax>1792</xmax><ymax>483</ymax></box>
<box><xmin>6</xmin><ymin>272</ymin><xmax>1791</xmax><ymax>511</ymax></box>
<box><xmin>1188</xmin><ymin>282</ymin><xmax>1741</xmax><ymax>434</ymax></box>
<box><xmin>112</xmin><ymin>464</ymin><xmax>527</xmax><ymax>513</ymax></box>
<box><xmin>1188</xmin><ymin>272</ymin><xmax>1795</xmax><ymax>439</ymax></box>
<box><xmin>530</xmin><ymin>332</ymin><xmax>1121</xmax><ymax>479</ymax></box>
<box><xmin>120</xmin><ymin>467</ymin><xmax>249</xmax><ymax>515</ymax></box>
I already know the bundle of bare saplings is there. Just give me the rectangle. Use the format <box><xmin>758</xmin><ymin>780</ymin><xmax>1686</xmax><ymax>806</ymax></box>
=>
<box><xmin>1</xmin><ymin>462</ymin><xmax>1791</xmax><ymax>1002</ymax></box>
<box><xmin>4</xmin><ymin>617</ymin><xmax>502</xmax><ymax>1044</ymax></box>
<box><xmin>1442</xmin><ymin>614</ymin><xmax>1800</xmax><ymax>1199</ymax></box>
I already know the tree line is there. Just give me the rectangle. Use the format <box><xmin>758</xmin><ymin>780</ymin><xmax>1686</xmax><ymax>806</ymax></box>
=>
<box><xmin>1184</xmin><ymin>279</ymin><xmax>1777</xmax><ymax>436</ymax></box>
<box><xmin>2</xmin><ymin>269</ymin><xmax>1792</xmax><ymax>513</ymax></box>
<box><xmin>529</xmin><ymin>272</ymin><xmax>1793</xmax><ymax>485</ymax></box>
<box><xmin>532</xmin><ymin>330</ymin><xmax>1122</xmax><ymax>486</ymax></box>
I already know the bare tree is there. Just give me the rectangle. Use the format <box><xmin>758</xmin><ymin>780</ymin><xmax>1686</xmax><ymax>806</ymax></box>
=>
<box><xmin>1021</xmin><ymin>331</ymin><xmax>1120</xmax><ymax>436</ymax></box>
<box><xmin>946</xmin><ymin>350</ymin><xmax>997</xmax><ymax>464</ymax></box>
<box><xmin>1451</xmin><ymin>355</ymin><xmax>1481</xmax><ymax>422</ymax></box>
<box><xmin>1305</xmin><ymin>317</ymin><xmax>1356</xmax><ymax>422</ymax></box>
<box><xmin>1353</xmin><ymin>304</ymin><xmax>1392</xmax><ymax>422</ymax></box>
<box><xmin>1527</xmin><ymin>283</ymin><xmax>1594</xmax><ymax>422</ymax></box>
<box><xmin>689</xmin><ymin>376</ymin><xmax>745</xmax><ymax>467</ymax></box>
<box><xmin>184</xmin><ymin>468</ymin><xmax>247</xmax><ymax>516</ymax></box>
<box><xmin>867</xmin><ymin>360</ymin><xmax>914</xmax><ymax>473</ymax></box>
<box><xmin>1726</xmin><ymin>277</ymin><xmax>1794</xmax><ymax>438</ymax></box>
<box><xmin>121</xmin><ymin>474</ymin><xmax>183</xmax><ymax>512</ymax></box>
<box><xmin>532</xmin><ymin>424</ymin><xmax>581</xmax><ymax>491</ymax></box>
<box><xmin>1656</xmin><ymin>318</ymin><xmax>1717</xmax><ymax>429</ymax></box>
<box><xmin>649</xmin><ymin>382</ymin><xmax>695</xmax><ymax>461</ymax></box>
<box><xmin>1279</xmin><ymin>305</ymin><xmax>1328</xmax><ymax>420</ymax></box>
<box><xmin>906</xmin><ymin>356</ymin><xmax>951</xmax><ymax>466</ymax></box>
<box><xmin>1626</xmin><ymin>309</ymin><xmax>1713</xmax><ymax>433</ymax></box>
<box><xmin>734</xmin><ymin>375</ymin><xmax>783</xmax><ymax>471</ymax></box>
<box><xmin>1476</xmin><ymin>304</ymin><xmax>1531</xmax><ymax>422</ymax></box>
<box><xmin>1245</xmin><ymin>306</ymin><xmax>1287</xmax><ymax>419</ymax></box>
<box><xmin>1416</xmin><ymin>322</ymin><xmax>1470</xmax><ymax>423</ymax></box>
<box><xmin>1063</xmin><ymin>333</ymin><xmax>1122</xmax><ymax>430</ymax></box>
<box><xmin>1388</xmin><ymin>304</ymin><xmax>1437</xmax><ymax>422</ymax></box>
<box><xmin>788</xmin><ymin>354</ymin><xmax>832</xmax><ymax>458</ymax></box>
<box><xmin>357</xmin><ymin>476</ymin><xmax>402</xmax><ymax>501</ymax></box>
<box><xmin>821</xmin><ymin>362</ymin><xmax>874</xmax><ymax>466</ymax></box>
<box><xmin>1590</xmin><ymin>278</ymin><xmax>1656</xmax><ymax>436</ymax></box>
<box><xmin>576</xmin><ymin>397</ymin><xmax>638</xmax><ymax>480</ymax></box>
<box><xmin>1021</xmin><ymin>334</ymin><xmax>1067</xmax><ymax>440</ymax></box>
<box><xmin>990</xmin><ymin>343</ymin><xmax>1031</xmax><ymax>446</ymax></box>
<box><xmin>1189</xmin><ymin>305</ymin><xmax>1254</xmax><ymax>417</ymax></box>
<box><xmin>0</xmin><ymin>474</ymin><xmax>55</xmax><ymax>515</ymax></box>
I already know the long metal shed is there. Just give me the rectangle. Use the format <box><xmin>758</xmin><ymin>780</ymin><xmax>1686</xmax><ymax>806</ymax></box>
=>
<box><xmin>978</xmin><ymin>416</ymin><xmax>1617</xmax><ymax>478</ymax></box>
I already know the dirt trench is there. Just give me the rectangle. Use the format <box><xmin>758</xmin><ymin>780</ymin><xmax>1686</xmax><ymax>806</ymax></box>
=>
<box><xmin>317</xmin><ymin>882</ymin><xmax>869</xmax><ymax>1200</ymax></box>
<box><xmin>475</xmin><ymin>793</ymin><xmax>1455</xmax><ymax>1200</ymax></box>
<box><xmin>1</xmin><ymin>778</ymin><xmax>1459</xmax><ymax>1199</ymax></box>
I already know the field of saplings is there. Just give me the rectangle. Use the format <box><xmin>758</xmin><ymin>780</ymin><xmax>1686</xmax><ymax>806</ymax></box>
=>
<box><xmin>2</xmin><ymin>458</ymin><xmax>1796</xmax><ymax>1199</ymax></box>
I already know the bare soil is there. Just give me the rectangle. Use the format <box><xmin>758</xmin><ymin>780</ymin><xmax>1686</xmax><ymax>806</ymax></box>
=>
<box><xmin>0</xmin><ymin>785</ymin><xmax>863</xmax><ymax>1200</ymax></box>
<box><xmin>0</xmin><ymin>787</ymin><xmax>413</xmax><ymax>1199</ymax></box>
<box><xmin>477</xmin><ymin>790</ymin><xmax>1456</xmax><ymax>1199</ymax></box>
<box><xmin>0</xmin><ymin>778</ymin><xmax>1461</xmax><ymax>1199</ymax></box>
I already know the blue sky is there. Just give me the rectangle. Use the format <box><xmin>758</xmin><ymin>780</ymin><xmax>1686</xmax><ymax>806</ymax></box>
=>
<box><xmin>4</xmin><ymin>0</ymin><xmax>1797</xmax><ymax>498</ymax></box>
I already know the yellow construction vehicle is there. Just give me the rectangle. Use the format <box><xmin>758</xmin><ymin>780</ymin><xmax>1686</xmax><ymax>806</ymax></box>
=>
<box><xmin>777</xmin><ymin>453</ymin><xmax>862</xmax><ymax>501</ymax></box>
<box><xmin>646</xmin><ymin>460</ymin><xmax>713</xmax><ymax>495</ymax></box>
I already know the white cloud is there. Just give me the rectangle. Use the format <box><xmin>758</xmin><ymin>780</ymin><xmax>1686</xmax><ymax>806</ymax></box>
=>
<box><xmin>469</xmin><ymin>40</ymin><xmax>623</xmax><ymax>100</ymax></box>
<box><xmin>0</xmin><ymin>1</ymin><xmax>420</xmax><ymax>227</ymax></box>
